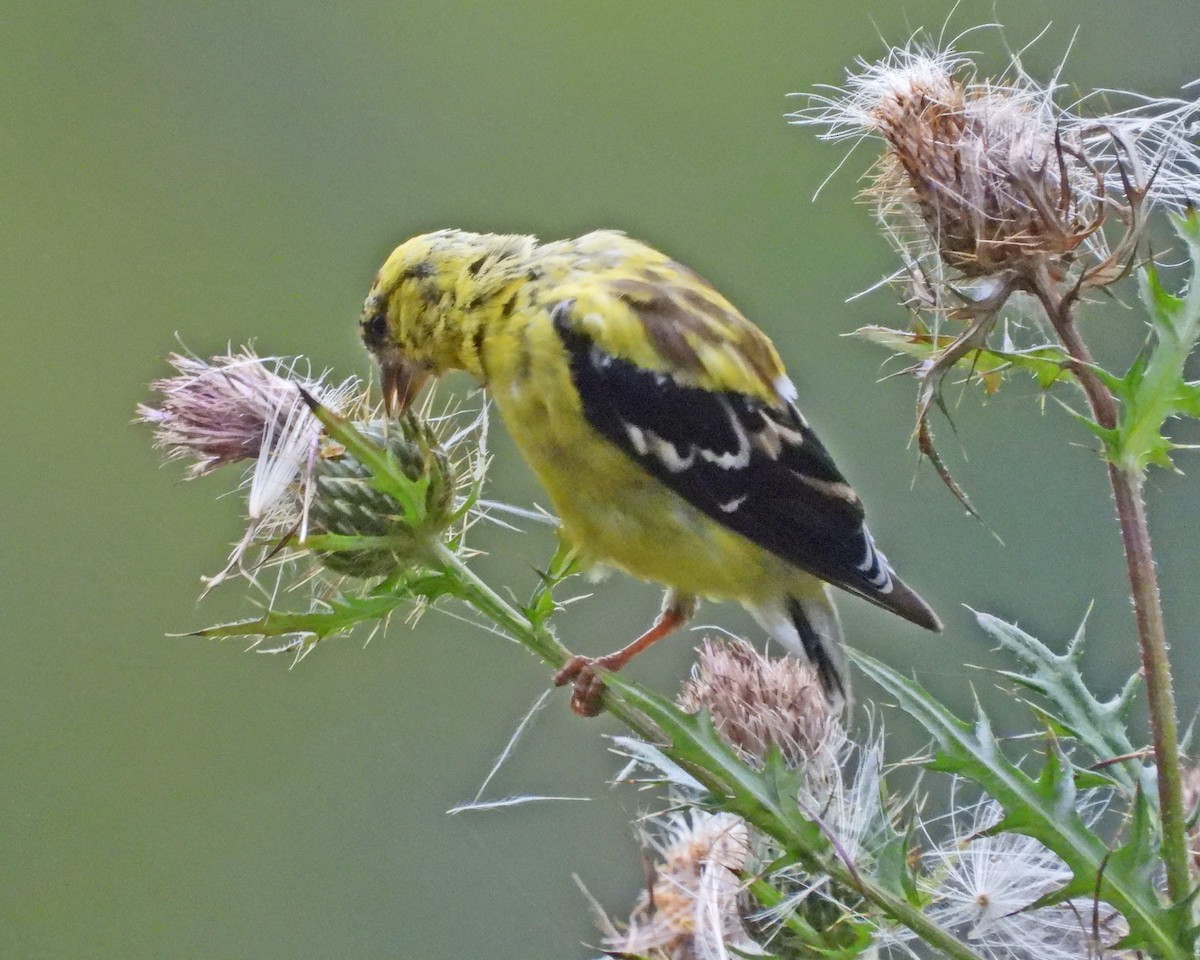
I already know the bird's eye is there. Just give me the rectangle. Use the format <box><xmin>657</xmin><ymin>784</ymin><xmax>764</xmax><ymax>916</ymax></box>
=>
<box><xmin>362</xmin><ymin>313</ymin><xmax>388</xmax><ymax>346</ymax></box>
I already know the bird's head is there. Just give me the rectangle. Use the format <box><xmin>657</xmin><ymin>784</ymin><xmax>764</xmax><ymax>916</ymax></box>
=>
<box><xmin>360</xmin><ymin>229</ymin><xmax>536</xmax><ymax>414</ymax></box>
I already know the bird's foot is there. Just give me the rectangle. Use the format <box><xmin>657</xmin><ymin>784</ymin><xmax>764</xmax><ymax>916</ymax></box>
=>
<box><xmin>553</xmin><ymin>592</ymin><xmax>698</xmax><ymax>717</ymax></box>
<box><xmin>553</xmin><ymin>654</ymin><xmax>621</xmax><ymax>717</ymax></box>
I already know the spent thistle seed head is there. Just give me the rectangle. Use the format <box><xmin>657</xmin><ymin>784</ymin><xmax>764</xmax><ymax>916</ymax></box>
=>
<box><xmin>137</xmin><ymin>349</ymin><xmax>358</xmax><ymax>481</ymax></box>
<box><xmin>607</xmin><ymin>811</ymin><xmax>763</xmax><ymax>960</ymax></box>
<box><xmin>912</xmin><ymin>789</ymin><xmax>1123</xmax><ymax>960</ymax></box>
<box><xmin>794</xmin><ymin>34</ymin><xmax>1200</xmax><ymax>304</ymax></box>
<box><xmin>676</xmin><ymin>637</ymin><xmax>835</xmax><ymax>770</ymax></box>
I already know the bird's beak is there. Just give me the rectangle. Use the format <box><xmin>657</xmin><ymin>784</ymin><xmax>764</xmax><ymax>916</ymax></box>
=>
<box><xmin>380</xmin><ymin>356</ymin><xmax>429</xmax><ymax>417</ymax></box>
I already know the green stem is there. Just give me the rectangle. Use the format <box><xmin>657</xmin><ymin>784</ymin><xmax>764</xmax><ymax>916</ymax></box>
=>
<box><xmin>745</xmin><ymin>877</ymin><xmax>849</xmax><ymax>951</ymax></box>
<box><xmin>429</xmin><ymin>542</ymin><xmax>551</xmax><ymax>653</ymax></box>
<box><xmin>1031</xmin><ymin>271</ymin><xmax>1190</xmax><ymax>901</ymax></box>
<box><xmin>1110</xmin><ymin>468</ymin><xmax>1188</xmax><ymax>898</ymax></box>
<box><xmin>426</xmin><ymin>544</ymin><xmax>676</xmax><ymax>744</ymax></box>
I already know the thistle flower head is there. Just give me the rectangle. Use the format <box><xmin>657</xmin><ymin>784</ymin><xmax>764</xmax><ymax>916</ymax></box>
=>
<box><xmin>676</xmin><ymin>638</ymin><xmax>835</xmax><ymax>770</ymax></box>
<box><xmin>139</xmin><ymin>348</ymin><xmax>486</xmax><ymax>589</ymax></box>
<box><xmin>607</xmin><ymin>811</ymin><xmax>763</xmax><ymax>960</ymax></box>
<box><xmin>795</xmin><ymin>35</ymin><xmax>1200</xmax><ymax>300</ymax></box>
<box><xmin>137</xmin><ymin>349</ymin><xmax>358</xmax><ymax>481</ymax></box>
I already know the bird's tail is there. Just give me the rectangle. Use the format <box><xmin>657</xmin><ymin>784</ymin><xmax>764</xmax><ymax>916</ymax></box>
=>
<box><xmin>749</xmin><ymin>587</ymin><xmax>848</xmax><ymax>711</ymax></box>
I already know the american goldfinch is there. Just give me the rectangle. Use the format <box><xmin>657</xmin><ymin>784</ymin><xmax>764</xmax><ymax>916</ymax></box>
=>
<box><xmin>359</xmin><ymin>229</ymin><xmax>940</xmax><ymax>715</ymax></box>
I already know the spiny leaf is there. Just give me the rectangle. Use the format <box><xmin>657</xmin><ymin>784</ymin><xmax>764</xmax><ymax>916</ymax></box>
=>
<box><xmin>849</xmin><ymin>648</ymin><xmax>1194</xmax><ymax>958</ymax></box>
<box><xmin>1119</xmin><ymin>341</ymin><xmax>1154</xmax><ymax>399</ymax></box>
<box><xmin>192</xmin><ymin>588</ymin><xmax>405</xmax><ymax>643</ymax></box>
<box><xmin>1064</xmin><ymin>405</ymin><xmax>1120</xmax><ymax>458</ymax></box>
<box><xmin>873</xmin><ymin>818</ymin><xmax>921</xmax><ymax>906</ymax></box>
<box><xmin>1173</xmin><ymin>381</ymin><xmax>1200</xmax><ymax>418</ymax></box>
<box><xmin>525</xmin><ymin>540</ymin><xmax>580</xmax><ymax>627</ymax></box>
<box><xmin>1112</xmin><ymin>215</ymin><xmax>1200</xmax><ymax>472</ymax></box>
<box><xmin>746</xmin><ymin>877</ymin><xmax>848</xmax><ymax>955</ymax></box>
<box><xmin>1107</xmin><ymin>789</ymin><xmax>1160</xmax><ymax>909</ymax></box>
<box><xmin>1139</xmin><ymin>263</ymin><xmax>1184</xmax><ymax>341</ymax></box>
<box><xmin>974</xmin><ymin>611</ymin><xmax>1146</xmax><ymax>795</ymax></box>
<box><xmin>191</xmin><ymin>573</ymin><xmax>451</xmax><ymax>643</ymax></box>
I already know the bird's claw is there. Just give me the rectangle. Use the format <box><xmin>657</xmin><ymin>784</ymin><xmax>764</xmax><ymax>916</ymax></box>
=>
<box><xmin>553</xmin><ymin>655</ymin><xmax>611</xmax><ymax>717</ymax></box>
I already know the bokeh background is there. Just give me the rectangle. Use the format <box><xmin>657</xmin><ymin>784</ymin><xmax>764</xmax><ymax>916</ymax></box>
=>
<box><xmin>6</xmin><ymin>2</ymin><xmax>1199</xmax><ymax>957</ymax></box>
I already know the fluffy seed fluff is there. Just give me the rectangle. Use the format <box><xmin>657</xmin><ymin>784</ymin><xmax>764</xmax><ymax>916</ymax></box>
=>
<box><xmin>754</xmin><ymin>732</ymin><xmax>889</xmax><ymax>936</ymax></box>
<box><xmin>879</xmin><ymin>788</ymin><xmax>1127</xmax><ymax>960</ymax></box>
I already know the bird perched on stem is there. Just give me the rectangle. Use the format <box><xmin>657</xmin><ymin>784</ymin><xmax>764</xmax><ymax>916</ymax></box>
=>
<box><xmin>359</xmin><ymin>229</ymin><xmax>940</xmax><ymax>715</ymax></box>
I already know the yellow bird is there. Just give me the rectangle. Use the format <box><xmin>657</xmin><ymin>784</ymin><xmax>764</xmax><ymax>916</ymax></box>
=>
<box><xmin>359</xmin><ymin>229</ymin><xmax>940</xmax><ymax>715</ymax></box>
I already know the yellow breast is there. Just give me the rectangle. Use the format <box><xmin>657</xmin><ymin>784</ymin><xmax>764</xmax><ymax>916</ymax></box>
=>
<box><xmin>482</xmin><ymin>309</ymin><xmax>794</xmax><ymax>602</ymax></box>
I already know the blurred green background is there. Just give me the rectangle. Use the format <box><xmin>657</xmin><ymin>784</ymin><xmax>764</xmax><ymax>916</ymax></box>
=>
<box><xmin>5</xmin><ymin>2</ymin><xmax>1199</xmax><ymax>957</ymax></box>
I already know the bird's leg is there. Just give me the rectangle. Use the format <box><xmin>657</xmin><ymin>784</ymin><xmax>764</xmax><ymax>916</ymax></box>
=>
<box><xmin>554</xmin><ymin>591</ymin><xmax>697</xmax><ymax>717</ymax></box>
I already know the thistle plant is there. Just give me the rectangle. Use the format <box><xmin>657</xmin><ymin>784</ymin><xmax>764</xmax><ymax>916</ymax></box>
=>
<box><xmin>794</xmin><ymin>30</ymin><xmax>1200</xmax><ymax>911</ymax></box>
<box><xmin>138</xmin><ymin>27</ymin><xmax>1200</xmax><ymax>960</ymax></box>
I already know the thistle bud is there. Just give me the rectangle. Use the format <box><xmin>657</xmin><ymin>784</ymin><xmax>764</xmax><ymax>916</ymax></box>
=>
<box><xmin>308</xmin><ymin>421</ymin><xmax>456</xmax><ymax>577</ymax></box>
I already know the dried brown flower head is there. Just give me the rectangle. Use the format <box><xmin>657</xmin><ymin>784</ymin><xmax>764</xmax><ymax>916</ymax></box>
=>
<box><xmin>677</xmin><ymin>637</ymin><xmax>834</xmax><ymax>770</ymax></box>
<box><xmin>795</xmin><ymin>39</ymin><xmax>1200</xmax><ymax>302</ymax></box>
<box><xmin>869</xmin><ymin>66</ymin><xmax>1094</xmax><ymax>280</ymax></box>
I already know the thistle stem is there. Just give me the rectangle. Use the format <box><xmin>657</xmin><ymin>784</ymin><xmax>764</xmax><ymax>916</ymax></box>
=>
<box><xmin>428</xmin><ymin>541</ymin><xmax>570</xmax><ymax>667</ymax></box>
<box><xmin>1031</xmin><ymin>274</ymin><xmax>1189</xmax><ymax>901</ymax></box>
<box><xmin>425</xmin><ymin>542</ymin><xmax>985</xmax><ymax>960</ymax></box>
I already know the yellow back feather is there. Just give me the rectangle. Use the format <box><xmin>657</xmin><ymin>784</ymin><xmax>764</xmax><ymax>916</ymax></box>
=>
<box><xmin>364</xmin><ymin>230</ymin><xmax>790</xmax><ymax>406</ymax></box>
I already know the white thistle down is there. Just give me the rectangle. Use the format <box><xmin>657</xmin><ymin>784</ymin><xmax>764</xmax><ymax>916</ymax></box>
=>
<box><xmin>244</xmin><ymin>355</ymin><xmax>363</xmax><ymax>540</ymax></box>
<box><xmin>897</xmin><ymin>789</ymin><xmax>1126</xmax><ymax>960</ymax></box>
<box><xmin>756</xmin><ymin>732</ymin><xmax>889</xmax><ymax>931</ymax></box>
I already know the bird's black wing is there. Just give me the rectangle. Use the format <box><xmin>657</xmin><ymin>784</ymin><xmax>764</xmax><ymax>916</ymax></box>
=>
<box><xmin>553</xmin><ymin>307</ymin><xmax>937</xmax><ymax>629</ymax></box>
